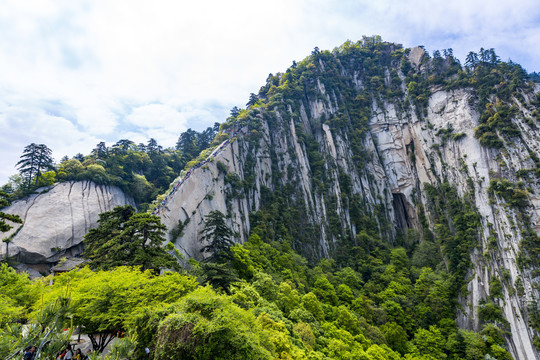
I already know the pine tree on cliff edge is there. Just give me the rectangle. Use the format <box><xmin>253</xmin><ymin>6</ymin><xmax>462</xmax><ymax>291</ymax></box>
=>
<box><xmin>82</xmin><ymin>205</ymin><xmax>179</xmax><ymax>271</ymax></box>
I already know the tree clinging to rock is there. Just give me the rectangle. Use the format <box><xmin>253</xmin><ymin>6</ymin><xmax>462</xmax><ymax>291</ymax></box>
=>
<box><xmin>82</xmin><ymin>205</ymin><xmax>179</xmax><ymax>271</ymax></box>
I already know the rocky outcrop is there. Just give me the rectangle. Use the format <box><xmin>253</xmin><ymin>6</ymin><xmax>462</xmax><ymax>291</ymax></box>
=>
<box><xmin>0</xmin><ymin>181</ymin><xmax>135</xmax><ymax>265</ymax></box>
<box><xmin>159</xmin><ymin>67</ymin><xmax>540</xmax><ymax>358</ymax></box>
<box><xmin>158</xmin><ymin>144</ymin><xmax>247</xmax><ymax>259</ymax></box>
<box><xmin>408</xmin><ymin>46</ymin><xmax>425</xmax><ymax>69</ymax></box>
<box><xmin>370</xmin><ymin>89</ymin><xmax>540</xmax><ymax>360</ymax></box>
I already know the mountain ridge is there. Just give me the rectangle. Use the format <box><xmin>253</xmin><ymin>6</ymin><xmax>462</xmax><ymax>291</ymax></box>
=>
<box><xmin>158</xmin><ymin>43</ymin><xmax>540</xmax><ymax>359</ymax></box>
<box><xmin>2</xmin><ymin>38</ymin><xmax>540</xmax><ymax>359</ymax></box>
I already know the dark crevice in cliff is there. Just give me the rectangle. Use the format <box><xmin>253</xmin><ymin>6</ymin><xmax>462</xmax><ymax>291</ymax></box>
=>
<box><xmin>392</xmin><ymin>192</ymin><xmax>412</xmax><ymax>230</ymax></box>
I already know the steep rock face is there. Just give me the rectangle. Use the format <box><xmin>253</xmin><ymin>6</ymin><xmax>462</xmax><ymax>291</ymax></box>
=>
<box><xmin>159</xmin><ymin>46</ymin><xmax>540</xmax><ymax>359</ymax></box>
<box><xmin>158</xmin><ymin>144</ymin><xmax>249</xmax><ymax>258</ymax></box>
<box><xmin>1</xmin><ymin>181</ymin><xmax>135</xmax><ymax>265</ymax></box>
<box><xmin>369</xmin><ymin>88</ymin><xmax>540</xmax><ymax>360</ymax></box>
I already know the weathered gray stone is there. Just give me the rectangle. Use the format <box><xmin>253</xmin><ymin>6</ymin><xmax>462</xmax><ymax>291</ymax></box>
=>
<box><xmin>158</xmin><ymin>85</ymin><xmax>540</xmax><ymax>359</ymax></box>
<box><xmin>0</xmin><ymin>181</ymin><xmax>135</xmax><ymax>264</ymax></box>
<box><xmin>14</xmin><ymin>263</ymin><xmax>43</xmax><ymax>279</ymax></box>
<box><xmin>408</xmin><ymin>46</ymin><xmax>425</xmax><ymax>68</ymax></box>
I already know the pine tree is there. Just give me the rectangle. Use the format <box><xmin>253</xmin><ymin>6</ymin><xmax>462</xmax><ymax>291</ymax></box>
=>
<box><xmin>246</xmin><ymin>93</ymin><xmax>258</xmax><ymax>107</ymax></box>
<box><xmin>197</xmin><ymin>126</ymin><xmax>217</xmax><ymax>150</ymax></box>
<box><xmin>488</xmin><ymin>48</ymin><xmax>500</xmax><ymax>65</ymax></box>
<box><xmin>199</xmin><ymin>210</ymin><xmax>235</xmax><ymax>263</ymax></box>
<box><xmin>465</xmin><ymin>51</ymin><xmax>479</xmax><ymax>69</ymax></box>
<box><xmin>16</xmin><ymin>143</ymin><xmax>54</xmax><ymax>188</ymax></box>
<box><xmin>197</xmin><ymin>211</ymin><xmax>238</xmax><ymax>292</ymax></box>
<box><xmin>112</xmin><ymin>139</ymin><xmax>135</xmax><ymax>154</ymax></box>
<box><xmin>92</xmin><ymin>141</ymin><xmax>108</xmax><ymax>158</ymax></box>
<box><xmin>199</xmin><ymin>262</ymin><xmax>239</xmax><ymax>294</ymax></box>
<box><xmin>175</xmin><ymin>129</ymin><xmax>199</xmax><ymax>159</ymax></box>
<box><xmin>479</xmin><ymin>47</ymin><xmax>489</xmax><ymax>63</ymax></box>
<box><xmin>0</xmin><ymin>191</ymin><xmax>21</xmax><ymax>231</ymax></box>
<box><xmin>0</xmin><ymin>191</ymin><xmax>23</xmax><ymax>259</ymax></box>
<box><xmin>229</xmin><ymin>106</ymin><xmax>241</xmax><ymax>118</ymax></box>
<box><xmin>83</xmin><ymin>205</ymin><xmax>179</xmax><ymax>271</ymax></box>
<box><xmin>146</xmin><ymin>138</ymin><xmax>162</xmax><ymax>154</ymax></box>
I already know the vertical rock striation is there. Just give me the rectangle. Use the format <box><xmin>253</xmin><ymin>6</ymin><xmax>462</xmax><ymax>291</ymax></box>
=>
<box><xmin>1</xmin><ymin>181</ymin><xmax>135</xmax><ymax>265</ymax></box>
<box><xmin>160</xmin><ymin>44</ymin><xmax>540</xmax><ymax>359</ymax></box>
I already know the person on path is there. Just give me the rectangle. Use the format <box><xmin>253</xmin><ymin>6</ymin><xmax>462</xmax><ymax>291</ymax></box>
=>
<box><xmin>23</xmin><ymin>346</ymin><xmax>36</xmax><ymax>360</ymax></box>
<box><xmin>73</xmin><ymin>348</ymin><xmax>82</xmax><ymax>360</ymax></box>
<box><xmin>64</xmin><ymin>346</ymin><xmax>73</xmax><ymax>360</ymax></box>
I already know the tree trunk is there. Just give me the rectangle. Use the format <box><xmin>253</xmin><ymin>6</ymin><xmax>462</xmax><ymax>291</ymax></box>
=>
<box><xmin>88</xmin><ymin>333</ymin><xmax>116</xmax><ymax>352</ymax></box>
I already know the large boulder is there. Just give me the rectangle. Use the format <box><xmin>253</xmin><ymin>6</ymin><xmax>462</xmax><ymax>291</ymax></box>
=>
<box><xmin>0</xmin><ymin>181</ymin><xmax>135</xmax><ymax>264</ymax></box>
<box><xmin>408</xmin><ymin>46</ymin><xmax>425</xmax><ymax>68</ymax></box>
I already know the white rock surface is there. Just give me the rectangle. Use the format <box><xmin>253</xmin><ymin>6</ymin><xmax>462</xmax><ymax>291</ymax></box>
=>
<box><xmin>159</xmin><ymin>84</ymin><xmax>540</xmax><ymax>359</ymax></box>
<box><xmin>0</xmin><ymin>181</ymin><xmax>135</xmax><ymax>264</ymax></box>
<box><xmin>408</xmin><ymin>46</ymin><xmax>425</xmax><ymax>68</ymax></box>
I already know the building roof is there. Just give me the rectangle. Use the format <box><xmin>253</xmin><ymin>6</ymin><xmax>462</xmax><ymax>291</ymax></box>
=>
<box><xmin>51</xmin><ymin>257</ymin><xmax>86</xmax><ymax>272</ymax></box>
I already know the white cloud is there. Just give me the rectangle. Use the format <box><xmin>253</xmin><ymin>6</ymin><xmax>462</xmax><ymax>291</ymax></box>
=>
<box><xmin>0</xmin><ymin>104</ymin><xmax>101</xmax><ymax>183</ymax></box>
<box><xmin>0</xmin><ymin>0</ymin><xmax>539</xmax><ymax>184</ymax></box>
<box><xmin>126</xmin><ymin>104</ymin><xmax>186</xmax><ymax>129</ymax></box>
<box><xmin>76</xmin><ymin>105</ymin><xmax>118</xmax><ymax>135</ymax></box>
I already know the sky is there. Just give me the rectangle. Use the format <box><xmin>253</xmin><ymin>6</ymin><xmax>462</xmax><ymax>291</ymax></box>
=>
<box><xmin>1</xmin><ymin>0</ymin><xmax>539</xmax><ymax>185</ymax></box>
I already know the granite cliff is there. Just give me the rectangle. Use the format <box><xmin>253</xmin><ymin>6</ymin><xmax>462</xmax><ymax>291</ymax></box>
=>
<box><xmin>2</xmin><ymin>39</ymin><xmax>539</xmax><ymax>359</ymax></box>
<box><xmin>157</xmin><ymin>44</ymin><xmax>540</xmax><ymax>359</ymax></box>
<box><xmin>1</xmin><ymin>181</ymin><xmax>135</xmax><ymax>265</ymax></box>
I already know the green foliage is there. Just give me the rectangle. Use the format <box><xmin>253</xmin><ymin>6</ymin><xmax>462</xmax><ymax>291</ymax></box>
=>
<box><xmin>466</xmin><ymin>57</ymin><xmax>532</xmax><ymax>147</ymax></box>
<box><xmin>3</xmin><ymin>126</ymin><xmax>221</xmax><ymax>208</ymax></box>
<box><xmin>0</xmin><ymin>292</ymin><xmax>73</xmax><ymax>360</ymax></box>
<box><xmin>176</xmin><ymin>125</ymin><xmax>219</xmax><ymax>159</ymax></box>
<box><xmin>40</xmin><ymin>266</ymin><xmax>197</xmax><ymax>352</ymax></box>
<box><xmin>0</xmin><ymin>191</ymin><xmax>23</xmax><ymax>242</ymax></box>
<box><xmin>488</xmin><ymin>178</ymin><xmax>529</xmax><ymax>208</ymax></box>
<box><xmin>170</xmin><ymin>218</ymin><xmax>190</xmax><ymax>240</ymax></box>
<box><xmin>153</xmin><ymin>287</ymin><xmax>302</xmax><ymax>360</ymax></box>
<box><xmin>83</xmin><ymin>205</ymin><xmax>179</xmax><ymax>271</ymax></box>
<box><xmin>534</xmin><ymin>335</ymin><xmax>540</xmax><ymax>351</ymax></box>
<box><xmin>528</xmin><ymin>301</ymin><xmax>540</xmax><ymax>336</ymax></box>
<box><xmin>0</xmin><ymin>264</ymin><xmax>41</xmax><ymax>326</ymax></box>
<box><xmin>481</xmin><ymin>323</ymin><xmax>506</xmax><ymax>346</ymax></box>
<box><xmin>517</xmin><ymin>225</ymin><xmax>540</xmax><ymax>269</ymax></box>
<box><xmin>424</xmin><ymin>182</ymin><xmax>480</xmax><ymax>293</ymax></box>
<box><xmin>489</xmin><ymin>276</ymin><xmax>503</xmax><ymax>299</ymax></box>
<box><xmin>381</xmin><ymin>322</ymin><xmax>408</xmax><ymax>355</ymax></box>
<box><xmin>16</xmin><ymin>143</ymin><xmax>55</xmax><ymax>190</ymax></box>
<box><xmin>2</xmin><ymin>40</ymin><xmax>529</xmax><ymax>360</ymax></box>
<box><xmin>413</xmin><ymin>326</ymin><xmax>446</xmax><ymax>359</ymax></box>
<box><xmin>414</xmin><ymin>268</ymin><xmax>454</xmax><ymax>325</ymax></box>
<box><xmin>200</xmin><ymin>179</ymin><xmax>500</xmax><ymax>358</ymax></box>
<box><xmin>297</xmin><ymin>133</ymin><xmax>327</xmax><ymax>190</ymax></box>
<box><xmin>252</xmin><ymin>271</ymin><xmax>279</xmax><ymax>301</ymax></box>
<box><xmin>312</xmin><ymin>276</ymin><xmax>338</xmax><ymax>305</ymax></box>
<box><xmin>2</xmin><ymin>210</ymin><xmax>513</xmax><ymax>360</ymax></box>
<box><xmin>200</xmin><ymin>210</ymin><xmax>235</xmax><ymax>263</ymax></box>
<box><xmin>452</xmin><ymin>132</ymin><xmax>466</xmax><ymax>141</ymax></box>
<box><xmin>276</xmin><ymin>281</ymin><xmax>301</xmax><ymax>315</ymax></box>
<box><xmin>216</xmin><ymin>160</ymin><xmax>229</xmax><ymax>174</ymax></box>
<box><xmin>198</xmin><ymin>262</ymin><xmax>239</xmax><ymax>294</ymax></box>
<box><xmin>478</xmin><ymin>301</ymin><xmax>507</xmax><ymax>326</ymax></box>
<box><xmin>434</xmin><ymin>125</ymin><xmax>466</xmax><ymax>145</ymax></box>
<box><xmin>302</xmin><ymin>292</ymin><xmax>325</xmax><ymax>321</ymax></box>
<box><xmin>489</xmin><ymin>344</ymin><xmax>514</xmax><ymax>360</ymax></box>
<box><xmin>486</xmin><ymin>177</ymin><xmax>538</xmax><ymax>270</ymax></box>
